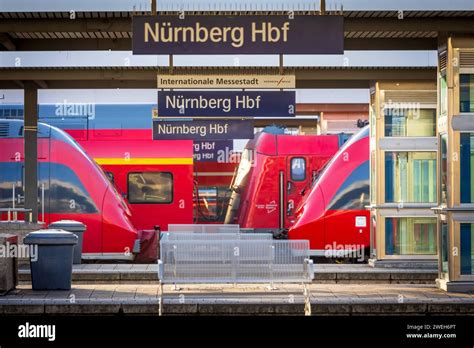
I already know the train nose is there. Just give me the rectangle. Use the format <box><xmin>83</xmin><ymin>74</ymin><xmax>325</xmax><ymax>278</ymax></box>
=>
<box><xmin>288</xmin><ymin>185</ymin><xmax>326</xmax><ymax>241</ymax></box>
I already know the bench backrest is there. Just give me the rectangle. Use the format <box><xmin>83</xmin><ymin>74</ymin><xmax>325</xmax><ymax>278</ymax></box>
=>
<box><xmin>167</xmin><ymin>224</ymin><xmax>240</xmax><ymax>234</ymax></box>
<box><xmin>161</xmin><ymin>232</ymin><xmax>272</xmax><ymax>241</ymax></box>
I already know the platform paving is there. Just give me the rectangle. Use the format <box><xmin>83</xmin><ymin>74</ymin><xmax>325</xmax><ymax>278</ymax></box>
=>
<box><xmin>1</xmin><ymin>283</ymin><xmax>473</xmax><ymax>315</ymax></box>
<box><xmin>18</xmin><ymin>263</ymin><xmax>438</xmax><ymax>284</ymax></box>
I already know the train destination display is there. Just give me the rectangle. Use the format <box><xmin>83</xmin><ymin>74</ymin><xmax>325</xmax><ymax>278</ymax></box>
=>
<box><xmin>157</xmin><ymin>91</ymin><xmax>295</xmax><ymax>117</ymax></box>
<box><xmin>157</xmin><ymin>74</ymin><xmax>296</xmax><ymax>89</ymax></box>
<box><xmin>133</xmin><ymin>15</ymin><xmax>344</xmax><ymax>54</ymax></box>
<box><xmin>153</xmin><ymin>120</ymin><xmax>254</xmax><ymax>140</ymax></box>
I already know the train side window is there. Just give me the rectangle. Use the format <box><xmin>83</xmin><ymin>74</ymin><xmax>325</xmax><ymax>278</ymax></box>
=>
<box><xmin>128</xmin><ymin>172</ymin><xmax>173</xmax><ymax>204</ymax></box>
<box><xmin>327</xmin><ymin>161</ymin><xmax>370</xmax><ymax>211</ymax></box>
<box><xmin>49</xmin><ymin>163</ymin><xmax>98</xmax><ymax>213</ymax></box>
<box><xmin>290</xmin><ymin>157</ymin><xmax>306</xmax><ymax>181</ymax></box>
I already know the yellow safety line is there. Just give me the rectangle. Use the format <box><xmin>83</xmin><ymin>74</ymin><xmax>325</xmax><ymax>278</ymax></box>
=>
<box><xmin>94</xmin><ymin>157</ymin><xmax>193</xmax><ymax>165</ymax></box>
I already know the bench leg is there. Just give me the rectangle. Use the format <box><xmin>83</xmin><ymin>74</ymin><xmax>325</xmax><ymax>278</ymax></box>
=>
<box><xmin>159</xmin><ymin>281</ymin><xmax>163</xmax><ymax>316</ymax></box>
<box><xmin>303</xmin><ymin>283</ymin><xmax>311</xmax><ymax>316</ymax></box>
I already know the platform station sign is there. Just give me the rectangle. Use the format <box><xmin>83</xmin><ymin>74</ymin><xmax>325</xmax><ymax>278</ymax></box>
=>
<box><xmin>133</xmin><ymin>15</ymin><xmax>344</xmax><ymax>54</ymax></box>
<box><xmin>157</xmin><ymin>74</ymin><xmax>295</xmax><ymax>89</ymax></box>
<box><xmin>153</xmin><ymin>119</ymin><xmax>254</xmax><ymax>140</ymax></box>
<box><xmin>157</xmin><ymin>91</ymin><xmax>295</xmax><ymax>117</ymax></box>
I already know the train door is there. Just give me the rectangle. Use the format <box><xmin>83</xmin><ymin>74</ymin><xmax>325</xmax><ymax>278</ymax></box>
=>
<box><xmin>10</xmin><ymin>140</ymin><xmax>50</xmax><ymax>223</ymax></box>
<box><xmin>285</xmin><ymin>156</ymin><xmax>310</xmax><ymax>228</ymax></box>
<box><xmin>37</xmin><ymin>139</ymin><xmax>50</xmax><ymax>224</ymax></box>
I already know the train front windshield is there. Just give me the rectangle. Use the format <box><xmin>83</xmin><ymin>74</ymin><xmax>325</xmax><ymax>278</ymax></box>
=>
<box><xmin>232</xmin><ymin>148</ymin><xmax>254</xmax><ymax>191</ymax></box>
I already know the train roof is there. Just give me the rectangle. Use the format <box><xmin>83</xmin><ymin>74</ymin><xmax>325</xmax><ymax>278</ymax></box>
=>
<box><xmin>0</xmin><ymin>118</ymin><xmax>105</xmax><ymax>164</ymax></box>
<box><xmin>0</xmin><ymin>119</ymin><xmax>51</xmax><ymax>138</ymax></box>
<box><xmin>245</xmin><ymin>131</ymin><xmax>345</xmax><ymax>157</ymax></box>
<box><xmin>78</xmin><ymin>139</ymin><xmax>194</xmax><ymax>159</ymax></box>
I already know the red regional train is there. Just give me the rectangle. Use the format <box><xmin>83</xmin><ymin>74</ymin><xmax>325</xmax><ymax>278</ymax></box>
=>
<box><xmin>74</xmin><ymin>130</ymin><xmax>195</xmax><ymax>232</ymax></box>
<box><xmin>66</xmin><ymin>128</ymin><xmax>235</xmax><ymax>227</ymax></box>
<box><xmin>288</xmin><ymin>126</ymin><xmax>370</xmax><ymax>258</ymax></box>
<box><xmin>224</xmin><ymin>129</ymin><xmax>342</xmax><ymax>232</ymax></box>
<box><xmin>0</xmin><ymin>119</ymin><xmax>152</xmax><ymax>260</ymax></box>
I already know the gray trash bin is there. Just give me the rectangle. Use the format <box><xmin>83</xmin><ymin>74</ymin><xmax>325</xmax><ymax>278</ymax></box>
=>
<box><xmin>48</xmin><ymin>220</ymin><xmax>86</xmax><ymax>264</ymax></box>
<box><xmin>24</xmin><ymin>230</ymin><xmax>78</xmax><ymax>290</ymax></box>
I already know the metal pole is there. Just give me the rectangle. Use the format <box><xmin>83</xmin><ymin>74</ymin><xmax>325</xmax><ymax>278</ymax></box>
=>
<box><xmin>158</xmin><ymin>281</ymin><xmax>163</xmax><ymax>316</ymax></box>
<box><xmin>24</xmin><ymin>83</ymin><xmax>38</xmax><ymax>222</ymax></box>
<box><xmin>303</xmin><ymin>283</ymin><xmax>312</xmax><ymax>316</ymax></box>
<box><xmin>279</xmin><ymin>171</ymin><xmax>285</xmax><ymax>229</ymax></box>
<box><xmin>279</xmin><ymin>54</ymin><xmax>284</xmax><ymax>76</ymax></box>
<box><xmin>169</xmin><ymin>54</ymin><xmax>174</xmax><ymax>75</ymax></box>
<box><xmin>12</xmin><ymin>184</ymin><xmax>15</xmax><ymax>210</ymax></box>
<box><xmin>41</xmin><ymin>183</ymin><xmax>45</xmax><ymax>223</ymax></box>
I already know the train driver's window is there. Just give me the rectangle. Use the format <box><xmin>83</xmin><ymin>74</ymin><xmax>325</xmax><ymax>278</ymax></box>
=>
<box><xmin>128</xmin><ymin>172</ymin><xmax>173</xmax><ymax>204</ymax></box>
<box><xmin>290</xmin><ymin>157</ymin><xmax>306</xmax><ymax>181</ymax></box>
<box><xmin>105</xmin><ymin>171</ymin><xmax>114</xmax><ymax>184</ymax></box>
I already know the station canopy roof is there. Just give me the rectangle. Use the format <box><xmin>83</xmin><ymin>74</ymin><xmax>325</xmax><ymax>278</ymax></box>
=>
<box><xmin>0</xmin><ymin>0</ymin><xmax>472</xmax><ymax>89</ymax></box>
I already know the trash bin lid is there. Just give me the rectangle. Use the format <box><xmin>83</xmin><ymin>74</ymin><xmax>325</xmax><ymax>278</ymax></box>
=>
<box><xmin>48</xmin><ymin>220</ymin><xmax>86</xmax><ymax>232</ymax></box>
<box><xmin>24</xmin><ymin>229</ymin><xmax>78</xmax><ymax>245</ymax></box>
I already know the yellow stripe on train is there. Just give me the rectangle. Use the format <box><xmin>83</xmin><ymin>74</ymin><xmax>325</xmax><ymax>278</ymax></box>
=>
<box><xmin>94</xmin><ymin>158</ymin><xmax>193</xmax><ymax>165</ymax></box>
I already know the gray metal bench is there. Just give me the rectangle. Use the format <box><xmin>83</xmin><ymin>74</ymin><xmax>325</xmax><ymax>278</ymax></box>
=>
<box><xmin>158</xmin><ymin>237</ymin><xmax>314</xmax><ymax>315</ymax></box>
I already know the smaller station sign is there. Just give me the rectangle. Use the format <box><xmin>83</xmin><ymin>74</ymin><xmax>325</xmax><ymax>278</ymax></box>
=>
<box><xmin>157</xmin><ymin>91</ymin><xmax>295</xmax><ymax>118</ymax></box>
<box><xmin>153</xmin><ymin>119</ymin><xmax>254</xmax><ymax>140</ymax></box>
<box><xmin>193</xmin><ymin>140</ymin><xmax>233</xmax><ymax>162</ymax></box>
<box><xmin>157</xmin><ymin>74</ymin><xmax>295</xmax><ymax>89</ymax></box>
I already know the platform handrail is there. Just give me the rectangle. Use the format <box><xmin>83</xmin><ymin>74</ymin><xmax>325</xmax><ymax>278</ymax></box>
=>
<box><xmin>0</xmin><ymin>208</ymin><xmax>33</xmax><ymax>222</ymax></box>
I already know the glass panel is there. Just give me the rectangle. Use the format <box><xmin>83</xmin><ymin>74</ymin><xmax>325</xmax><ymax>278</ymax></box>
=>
<box><xmin>370</xmin><ymin>150</ymin><xmax>376</xmax><ymax>204</ymax></box>
<box><xmin>384</xmin><ymin>108</ymin><xmax>436</xmax><ymax>137</ymax></box>
<box><xmin>385</xmin><ymin>152</ymin><xmax>437</xmax><ymax>203</ymax></box>
<box><xmin>440</xmin><ymin>134</ymin><xmax>448</xmax><ymax>205</ymax></box>
<box><xmin>290</xmin><ymin>157</ymin><xmax>306</xmax><ymax>181</ymax></box>
<box><xmin>370</xmin><ymin>95</ymin><xmax>376</xmax><ymax>138</ymax></box>
<box><xmin>439</xmin><ymin>74</ymin><xmax>448</xmax><ymax>117</ymax></box>
<box><xmin>195</xmin><ymin>186</ymin><xmax>229</xmax><ymax>222</ymax></box>
<box><xmin>128</xmin><ymin>172</ymin><xmax>173</xmax><ymax>204</ymax></box>
<box><xmin>460</xmin><ymin>133</ymin><xmax>474</xmax><ymax>203</ymax></box>
<box><xmin>460</xmin><ymin>223</ymin><xmax>474</xmax><ymax>275</ymax></box>
<box><xmin>460</xmin><ymin>74</ymin><xmax>474</xmax><ymax>113</ymax></box>
<box><xmin>441</xmin><ymin>223</ymin><xmax>448</xmax><ymax>274</ymax></box>
<box><xmin>197</xmin><ymin>186</ymin><xmax>218</xmax><ymax>219</ymax></box>
<box><xmin>385</xmin><ymin>217</ymin><xmax>437</xmax><ymax>255</ymax></box>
